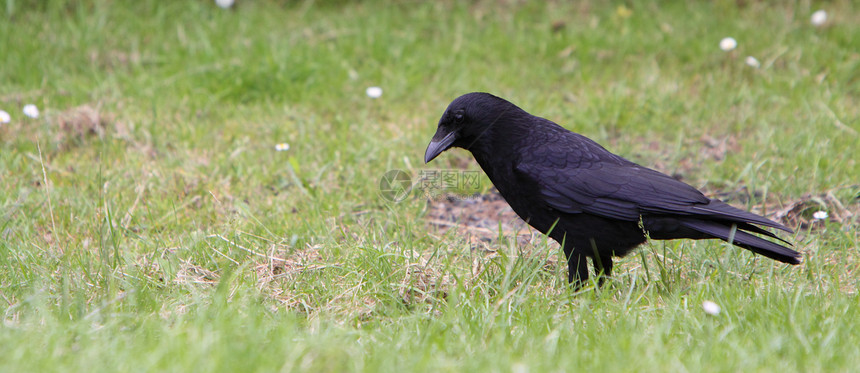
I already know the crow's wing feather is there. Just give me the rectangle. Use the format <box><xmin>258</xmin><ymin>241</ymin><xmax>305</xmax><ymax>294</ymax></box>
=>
<box><xmin>515</xmin><ymin>160</ymin><xmax>708</xmax><ymax>221</ymax></box>
<box><xmin>677</xmin><ymin>220</ymin><xmax>800</xmax><ymax>264</ymax></box>
<box><xmin>514</xmin><ymin>149</ymin><xmax>792</xmax><ymax>233</ymax></box>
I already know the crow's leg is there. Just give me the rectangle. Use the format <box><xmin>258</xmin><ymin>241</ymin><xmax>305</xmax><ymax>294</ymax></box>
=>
<box><xmin>592</xmin><ymin>253</ymin><xmax>614</xmax><ymax>286</ymax></box>
<box><xmin>586</xmin><ymin>238</ymin><xmax>614</xmax><ymax>286</ymax></box>
<box><xmin>565</xmin><ymin>246</ymin><xmax>589</xmax><ymax>288</ymax></box>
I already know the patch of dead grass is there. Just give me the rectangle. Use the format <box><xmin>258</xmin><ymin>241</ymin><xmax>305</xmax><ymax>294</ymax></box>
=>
<box><xmin>252</xmin><ymin>244</ymin><xmax>330</xmax><ymax>310</ymax></box>
<box><xmin>175</xmin><ymin>259</ymin><xmax>219</xmax><ymax>285</ymax></box>
<box><xmin>398</xmin><ymin>253</ymin><xmax>454</xmax><ymax>307</ymax></box>
<box><xmin>769</xmin><ymin>191</ymin><xmax>857</xmax><ymax>230</ymax></box>
<box><xmin>53</xmin><ymin>104</ymin><xmax>125</xmax><ymax>150</ymax></box>
<box><xmin>88</xmin><ymin>49</ymin><xmax>141</xmax><ymax>70</ymax></box>
<box><xmin>425</xmin><ymin>191</ymin><xmax>540</xmax><ymax>247</ymax></box>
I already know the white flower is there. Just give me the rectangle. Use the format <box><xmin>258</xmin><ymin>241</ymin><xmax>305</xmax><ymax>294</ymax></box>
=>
<box><xmin>512</xmin><ymin>362</ymin><xmax>528</xmax><ymax>373</ymax></box>
<box><xmin>215</xmin><ymin>0</ymin><xmax>234</xmax><ymax>9</ymax></box>
<box><xmin>811</xmin><ymin>10</ymin><xmax>827</xmax><ymax>26</ymax></box>
<box><xmin>719</xmin><ymin>37</ymin><xmax>737</xmax><ymax>52</ymax></box>
<box><xmin>275</xmin><ymin>143</ymin><xmax>290</xmax><ymax>151</ymax></box>
<box><xmin>23</xmin><ymin>104</ymin><xmax>39</xmax><ymax>118</ymax></box>
<box><xmin>813</xmin><ymin>210</ymin><xmax>828</xmax><ymax>220</ymax></box>
<box><xmin>0</xmin><ymin>110</ymin><xmax>10</xmax><ymax>123</ymax></box>
<box><xmin>702</xmin><ymin>300</ymin><xmax>721</xmax><ymax>315</ymax></box>
<box><xmin>745</xmin><ymin>56</ymin><xmax>761</xmax><ymax>68</ymax></box>
<box><xmin>366</xmin><ymin>86</ymin><xmax>383</xmax><ymax>99</ymax></box>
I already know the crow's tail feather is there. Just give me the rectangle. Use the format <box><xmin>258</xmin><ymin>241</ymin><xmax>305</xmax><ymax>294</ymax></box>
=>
<box><xmin>733</xmin><ymin>222</ymin><xmax>793</xmax><ymax>245</ymax></box>
<box><xmin>679</xmin><ymin>220</ymin><xmax>801</xmax><ymax>264</ymax></box>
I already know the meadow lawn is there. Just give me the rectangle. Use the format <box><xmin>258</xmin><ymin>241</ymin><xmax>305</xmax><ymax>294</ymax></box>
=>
<box><xmin>1</xmin><ymin>1</ymin><xmax>858</xmax><ymax>371</ymax></box>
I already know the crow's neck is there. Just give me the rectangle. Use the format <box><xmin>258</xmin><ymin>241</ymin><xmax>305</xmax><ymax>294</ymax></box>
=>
<box><xmin>465</xmin><ymin>118</ymin><xmax>530</xmax><ymax>181</ymax></box>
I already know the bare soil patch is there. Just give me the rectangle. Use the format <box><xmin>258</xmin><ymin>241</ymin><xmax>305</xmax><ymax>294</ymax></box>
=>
<box><xmin>425</xmin><ymin>192</ymin><xmax>540</xmax><ymax>247</ymax></box>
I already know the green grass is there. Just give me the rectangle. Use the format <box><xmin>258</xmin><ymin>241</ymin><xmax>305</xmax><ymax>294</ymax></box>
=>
<box><xmin>1</xmin><ymin>0</ymin><xmax>858</xmax><ymax>371</ymax></box>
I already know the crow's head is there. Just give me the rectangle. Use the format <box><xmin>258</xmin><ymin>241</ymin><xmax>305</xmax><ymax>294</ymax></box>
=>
<box><xmin>424</xmin><ymin>92</ymin><xmax>520</xmax><ymax>163</ymax></box>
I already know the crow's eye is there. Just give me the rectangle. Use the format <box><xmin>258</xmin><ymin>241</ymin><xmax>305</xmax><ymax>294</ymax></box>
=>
<box><xmin>453</xmin><ymin>112</ymin><xmax>464</xmax><ymax>123</ymax></box>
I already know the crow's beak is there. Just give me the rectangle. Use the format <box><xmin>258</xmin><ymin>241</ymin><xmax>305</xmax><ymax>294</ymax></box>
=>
<box><xmin>424</xmin><ymin>130</ymin><xmax>457</xmax><ymax>164</ymax></box>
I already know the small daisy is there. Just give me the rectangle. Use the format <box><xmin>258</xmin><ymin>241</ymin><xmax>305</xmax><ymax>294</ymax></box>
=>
<box><xmin>366</xmin><ymin>86</ymin><xmax>383</xmax><ymax>99</ymax></box>
<box><xmin>719</xmin><ymin>37</ymin><xmax>737</xmax><ymax>52</ymax></box>
<box><xmin>275</xmin><ymin>143</ymin><xmax>290</xmax><ymax>151</ymax></box>
<box><xmin>702</xmin><ymin>300</ymin><xmax>721</xmax><ymax>316</ymax></box>
<box><xmin>811</xmin><ymin>10</ymin><xmax>827</xmax><ymax>26</ymax></box>
<box><xmin>215</xmin><ymin>0</ymin><xmax>234</xmax><ymax>9</ymax></box>
<box><xmin>745</xmin><ymin>56</ymin><xmax>761</xmax><ymax>68</ymax></box>
<box><xmin>0</xmin><ymin>110</ymin><xmax>10</xmax><ymax>123</ymax></box>
<box><xmin>23</xmin><ymin>104</ymin><xmax>39</xmax><ymax>118</ymax></box>
<box><xmin>812</xmin><ymin>210</ymin><xmax>828</xmax><ymax>220</ymax></box>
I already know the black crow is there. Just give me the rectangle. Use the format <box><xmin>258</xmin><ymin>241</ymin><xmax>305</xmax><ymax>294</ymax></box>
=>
<box><xmin>424</xmin><ymin>92</ymin><xmax>800</xmax><ymax>286</ymax></box>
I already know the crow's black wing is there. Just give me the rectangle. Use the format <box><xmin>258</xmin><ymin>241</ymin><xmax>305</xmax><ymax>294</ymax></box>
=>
<box><xmin>513</xmin><ymin>138</ymin><xmax>791</xmax><ymax>232</ymax></box>
<box><xmin>516</xmin><ymin>159</ymin><xmax>705</xmax><ymax>219</ymax></box>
